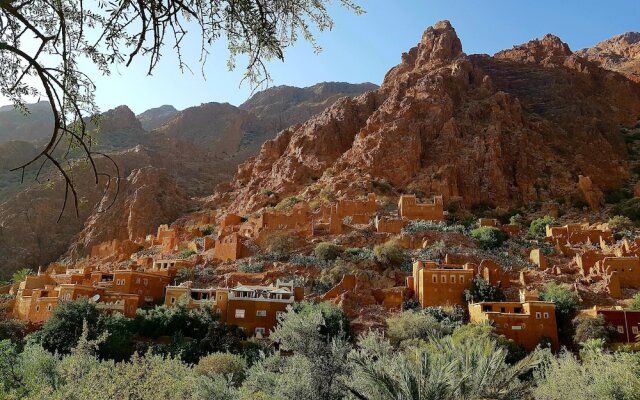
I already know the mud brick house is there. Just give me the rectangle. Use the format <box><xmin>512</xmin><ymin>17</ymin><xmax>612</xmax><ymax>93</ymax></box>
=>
<box><xmin>213</xmin><ymin>232</ymin><xmax>254</xmax><ymax>262</ymax></box>
<box><xmin>478</xmin><ymin>218</ymin><xmax>521</xmax><ymax>236</ymax></box>
<box><xmin>165</xmin><ymin>280</ymin><xmax>304</xmax><ymax>337</ymax></box>
<box><xmin>375</xmin><ymin>216</ymin><xmax>405</xmax><ymax>234</ymax></box>
<box><xmin>407</xmin><ymin>260</ymin><xmax>474</xmax><ymax>308</ymax></box>
<box><xmin>595</xmin><ymin>257</ymin><xmax>640</xmax><ymax>288</ymax></box>
<box><xmin>468</xmin><ymin>298</ymin><xmax>559</xmax><ymax>351</ymax></box>
<box><xmin>580</xmin><ymin>306</ymin><xmax>640</xmax><ymax>344</ymax></box>
<box><xmin>545</xmin><ymin>223</ymin><xmax>613</xmax><ymax>246</ymax></box>
<box><xmin>398</xmin><ymin>194</ymin><xmax>444</xmax><ymax>222</ymax></box>
<box><xmin>146</xmin><ymin>259</ymin><xmax>193</xmax><ymax>278</ymax></box>
<box><xmin>111</xmin><ymin>269</ymin><xmax>170</xmax><ymax>304</ymax></box>
<box><xmin>576</xmin><ymin>250</ymin><xmax>608</xmax><ymax>276</ymax></box>
<box><xmin>477</xmin><ymin>259</ymin><xmax>510</xmax><ymax>288</ymax></box>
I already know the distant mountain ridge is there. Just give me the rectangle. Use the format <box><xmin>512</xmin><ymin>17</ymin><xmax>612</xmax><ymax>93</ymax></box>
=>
<box><xmin>0</xmin><ymin>81</ymin><xmax>377</xmax><ymax>274</ymax></box>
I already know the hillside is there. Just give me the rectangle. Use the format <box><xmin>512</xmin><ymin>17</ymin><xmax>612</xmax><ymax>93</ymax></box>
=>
<box><xmin>217</xmin><ymin>22</ymin><xmax>640</xmax><ymax>214</ymax></box>
<box><xmin>576</xmin><ymin>32</ymin><xmax>640</xmax><ymax>82</ymax></box>
<box><xmin>0</xmin><ymin>82</ymin><xmax>376</xmax><ymax>275</ymax></box>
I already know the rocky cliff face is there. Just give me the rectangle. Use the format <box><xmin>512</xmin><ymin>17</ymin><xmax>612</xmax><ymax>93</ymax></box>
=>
<box><xmin>576</xmin><ymin>32</ymin><xmax>640</xmax><ymax>82</ymax></box>
<box><xmin>0</xmin><ymin>83</ymin><xmax>374</xmax><ymax>274</ymax></box>
<box><xmin>224</xmin><ymin>21</ymin><xmax>640</xmax><ymax>213</ymax></box>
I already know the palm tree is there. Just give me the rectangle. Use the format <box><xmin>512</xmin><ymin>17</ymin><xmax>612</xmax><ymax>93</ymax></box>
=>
<box><xmin>348</xmin><ymin>331</ymin><xmax>544</xmax><ymax>400</ymax></box>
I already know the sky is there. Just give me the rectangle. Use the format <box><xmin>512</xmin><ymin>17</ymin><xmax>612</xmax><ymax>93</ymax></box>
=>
<box><xmin>2</xmin><ymin>0</ymin><xmax>639</xmax><ymax>114</ymax></box>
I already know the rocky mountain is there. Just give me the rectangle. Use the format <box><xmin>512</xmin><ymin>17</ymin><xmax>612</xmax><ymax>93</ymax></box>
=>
<box><xmin>576</xmin><ymin>32</ymin><xmax>640</xmax><ymax>82</ymax></box>
<box><xmin>220</xmin><ymin>21</ymin><xmax>640</xmax><ymax>213</ymax></box>
<box><xmin>0</xmin><ymin>82</ymin><xmax>375</xmax><ymax>275</ymax></box>
<box><xmin>136</xmin><ymin>105</ymin><xmax>179</xmax><ymax>131</ymax></box>
<box><xmin>0</xmin><ymin>101</ymin><xmax>53</xmax><ymax>144</ymax></box>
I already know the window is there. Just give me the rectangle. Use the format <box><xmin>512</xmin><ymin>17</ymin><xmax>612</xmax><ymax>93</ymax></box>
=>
<box><xmin>450</xmin><ymin>275</ymin><xmax>456</xmax><ymax>284</ymax></box>
<box><xmin>35</xmin><ymin>305</ymin><xmax>40</xmax><ymax>312</ymax></box>
<box><xmin>432</xmin><ymin>275</ymin><xmax>437</xmax><ymax>283</ymax></box>
<box><xmin>543</xmin><ymin>312</ymin><xmax>549</xmax><ymax>319</ymax></box>
<box><xmin>500</xmin><ymin>307</ymin><xmax>506</xmax><ymax>313</ymax></box>
<box><xmin>633</xmin><ymin>326</ymin><xmax>639</xmax><ymax>335</ymax></box>
<box><xmin>483</xmin><ymin>305</ymin><xmax>492</xmax><ymax>312</ymax></box>
<box><xmin>47</xmin><ymin>304</ymin><xmax>52</xmax><ymax>311</ymax></box>
<box><xmin>235</xmin><ymin>309</ymin><xmax>245</xmax><ymax>319</ymax></box>
<box><xmin>143</xmin><ymin>279</ymin><xmax>148</xmax><ymax>286</ymax></box>
<box><xmin>511</xmin><ymin>325</ymin><xmax>522</xmax><ymax>330</ymax></box>
<box><xmin>514</xmin><ymin>307</ymin><xmax>523</xmax><ymax>314</ymax></box>
<box><xmin>441</xmin><ymin>275</ymin><xmax>447</xmax><ymax>283</ymax></box>
<box><xmin>618</xmin><ymin>325</ymin><xmax>625</xmax><ymax>333</ymax></box>
<box><xmin>170</xmin><ymin>297</ymin><xmax>176</xmax><ymax>304</ymax></box>
<box><xmin>536</xmin><ymin>312</ymin><xmax>542</xmax><ymax>319</ymax></box>
<box><xmin>136</xmin><ymin>278</ymin><xmax>141</xmax><ymax>284</ymax></box>
<box><xmin>256</xmin><ymin>310</ymin><xmax>267</xmax><ymax>317</ymax></box>
<box><xmin>459</xmin><ymin>276</ymin><xmax>465</xmax><ymax>283</ymax></box>
<box><xmin>255</xmin><ymin>327</ymin><xmax>266</xmax><ymax>336</ymax></box>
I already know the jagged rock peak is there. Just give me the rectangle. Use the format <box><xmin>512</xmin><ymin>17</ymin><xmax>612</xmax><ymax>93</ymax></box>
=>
<box><xmin>418</xmin><ymin>20</ymin><xmax>463</xmax><ymax>63</ymax></box>
<box><xmin>495</xmin><ymin>34</ymin><xmax>572</xmax><ymax>65</ymax></box>
<box><xmin>101</xmin><ymin>105</ymin><xmax>143</xmax><ymax>132</ymax></box>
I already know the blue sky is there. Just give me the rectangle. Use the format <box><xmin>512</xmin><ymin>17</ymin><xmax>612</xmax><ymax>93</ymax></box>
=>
<box><xmin>4</xmin><ymin>1</ymin><xmax>640</xmax><ymax>114</ymax></box>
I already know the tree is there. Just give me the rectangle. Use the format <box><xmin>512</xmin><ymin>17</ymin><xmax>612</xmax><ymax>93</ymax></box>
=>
<box><xmin>385</xmin><ymin>310</ymin><xmax>448</xmax><ymax>347</ymax></box>
<box><xmin>572</xmin><ymin>315</ymin><xmax>616</xmax><ymax>346</ymax></box>
<box><xmin>464</xmin><ymin>277</ymin><xmax>506</xmax><ymax>303</ymax></box>
<box><xmin>631</xmin><ymin>292</ymin><xmax>640</xmax><ymax>310</ymax></box>
<box><xmin>608</xmin><ymin>215</ymin><xmax>634</xmax><ymax>232</ymax></box>
<box><xmin>470</xmin><ymin>226</ymin><xmax>508</xmax><ymax>249</ymax></box>
<box><xmin>373</xmin><ymin>239</ymin><xmax>407</xmax><ymax>266</ymax></box>
<box><xmin>35</xmin><ymin>298</ymin><xmax>100</xmax><ymax>355</ymax></box>
<box><xmin>195</xmin><ymin>352</ymin><xmax>247</xmax><ymax>386</ymax></box>
<box><xmin>11</xmin><ymin>268</ymin><xmax>32</xmax><ymax>284</ymax></box>
<box><xmin>289</xmin><ymin>301</ymin><xmax>350</xmax><ymax>341</ymax></box>
<box><xmin>529</xmin><ymin>215</ymin><xmax>556</xmax><ymax>238</ymax></box>
<box><xmin>0</xmin><ymin>0</ymin><xmax>363</xmax><ymax>218</ymax></box>
<box><xmin>540</xmin><ymin>282</ymin><xmax>580</xmax><ymax>346</ymax></box>
<box><xmin>314</xmin><ymin>242</ymin><xmax>343</xmax><ymax>261</ymax></box>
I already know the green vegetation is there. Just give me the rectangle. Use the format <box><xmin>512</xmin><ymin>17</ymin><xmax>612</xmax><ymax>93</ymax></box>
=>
<box><xmin>612</xmin><ymin>198</ymin><xmax>640</xmax><ymax>223</ymax></box>
<box><xmin>314</xmin><ymin>242</ymin><xmax>343</xmax><ymax>261</ymax></box>
<box><xmin>179</xmin><ymin>249</ymin><xmax>196</xmax><ymax>258</ymax></box>
<box><xmin>463</xmin><ymin>277</ymin><xmax>506</xmax><ymax>303</ymax></box>
<box><xmin>274</xmin><ymin>196</ymin><xmax>300</xmax><ymax>211</ymax></box>
<box><xmin>402</xmin><ymin>220</ymin><xmax>467</xmax><ymax>235</ymax></box>
<box><xmin>470</xmin><ymin>226</ymin><xmax>508</xmax><ymax>249</ymax></box>
<box><xmin>373</xmin><ymin>240</ymin><xmax>407</xmax><ymax>266</ymax></box>
<box><xmin>529</xmin><ymin>215</ymin><xmax>556</xmax><ymax>238</ymax></box>
<box><xmin>631</xmin><ymin>293</ymin><xmax>640</xmax><ymax>310</ymax></box>
<box><xmin>237</xmin><ymin>262</ymin><xmax>264</xmax><ymax>273</ymax></box>
<box><xmin>540</xmin><ymin>282</ymin><xmax>580</xmax><ymax>345</ymax></box>
<box><xmin>608</xmin><ymin>215</ymin><xmax>634</xmax><ymax>231</ymax></box>
<box><xmin>572</xmin><ymin>315</ymin><xmax>616</xmax><ymax>346</ymax></box>
<box><xmin>11</xmin><ymin>268</ymin><xmax>32</xmax><ymax>284</ymax></box>
<box><xmin>174</xmin><ymin>268</ymin><xmax>192</xmax><ymax>284</ymax></box>
<box><xmin>199</xmin><ymin>225</ymin><xmax>214</xmax><ymax>236</ymax></box>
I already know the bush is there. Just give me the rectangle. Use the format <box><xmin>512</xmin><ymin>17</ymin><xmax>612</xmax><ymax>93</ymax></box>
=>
<box><xmin>608</xmin><ymin>215</ymin><xmax>634</xmax><ymax>232</ymax></box>
<box><xmin>572</xmin><ymin>315</ymin><xmax>616</xmax><ymax>346</ymax></box>
<box><xmin>314</xmin><ymin>242</ymin><xmax>342</xmax><ymax>261</ymax></box>
<box><xmin>529</xmin><ymin>215</ymin><xmax>556</xmax><ymax>238</ymax></box>
<box><xmin>509</xmin><ymin>213</ymin><xmax>524</xmax><ymax>226</ymax></box>
<box><xmin>612</xmin><ymin>198</ymin><xmax>640</xmax><ymax>222</ymax></box>
<box><xmin>402</xmin><ymin>220</ymin><xmax>466</xmax><ymax>235</ymax></box>
<box><xmin>175</xmin><ymin>268</ymin><xmax>192</xmax><ymax>284</ymax></box>
<box><xmin>274</xmin><ymin>196</ymin><xmax>299</xmax><ymax>211</ymax></box>
<box><xmin>540</xmin><ymin>282</ymin><xmax>580</xmax><ymax>319</ymax></box>
<box><xmin>195</xmin><ymin>352</ymin><xmax>247</xmax><ymax>386</ymax></box>
<box><xmin>629</xmin><ymin>294</ymin><xmax>640</xmax><ymax>313</ymax></box>
<box><xmin>179</xmin><ymin>250</ymin><xmax>196</xmax><ymax>258</ymax></box>
<box><xmin>463</xmin><ymin>277</ymin><xmax>505</xmax><ymax>303</ymax></box>
<box><xmin>470</xmin><ymin>226</ymin><xmax>508</xmax><ymax>249</ymax></box>
<box><xmin>373</xmin><ymin>240</ymin><xmax>407</xmax><ymax>266</ymax></box>
<box><xmin>263</xmin><ymin>231</ymin><xmax>296</xmax><ymax>256</ymax></box>
<box><xmin>11</xmin><ymin>268</ymin><xmax>32</xmax><ymax>284</ymax></box>
<box><xmin>199</xmin><ymin>225</ymin><xmax>214</xmax><ymax>236</ymax></box>
<box><xmin>386</xmin><ymin>311</ymin><xmax>446</xmax><ymax>347</ymax></box>
<box><xmin>237</xmin><ymin>262</ymin><xmax>264</xmax><ymax>273</ymax></box>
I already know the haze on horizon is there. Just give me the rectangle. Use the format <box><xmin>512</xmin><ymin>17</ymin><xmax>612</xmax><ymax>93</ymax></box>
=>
<box><xmin>1</xmin><ymin>0</ymin><xmax>638</xmax><ymax>114</ymax></box>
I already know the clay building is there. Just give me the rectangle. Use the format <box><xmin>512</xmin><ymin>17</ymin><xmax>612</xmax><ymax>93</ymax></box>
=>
<box><xmin>468</xmin><ymin>299</ymin><xmax>559</xmax><ymax>351</ymax></box>
<box><xmin>165</xmin><ymin>280</ymin><xmax>304</xmax><ymax>337</ymax></box>
<box><xmin>580</xmin><ymin>306</ymin><xmax>640</xmax><ymax>344</ymax></box>
<box><xmin>407</xmin><ymin>260</ymin><xmax>474</xmax><ymax>308</ymax></box>
<box><xmin>375</xmin><ymin>216</ymin><xmax>405</xmax><ymax>234</ymax></box>
<box><xmin>595</xmin><ymin>257</ymin><xmax>640</xmax><ymax>288</ymax></box>
<box><xmin>398</xmin><ymin>194</ymin><xmax>444</xmax><ymax>222</ymax></box>
<box><xmin>111</xmin><ymin>269</ymin><xmax>171</xmax><ymax>304</ymax></box>
<box><xmin>213</xmin><ymin>232</ymin><xmax>254</xmax><ymax>262</ymax></box>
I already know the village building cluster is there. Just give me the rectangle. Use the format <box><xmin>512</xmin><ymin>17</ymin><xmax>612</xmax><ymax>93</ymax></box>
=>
<box><xmin>4</xmin><ymin>191</ymin><xmax>640</xmax><ymax>351</ymax></box>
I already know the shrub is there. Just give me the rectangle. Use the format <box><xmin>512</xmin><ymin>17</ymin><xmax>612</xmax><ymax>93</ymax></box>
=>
<box><xmin>195</xmin><ymin>352</ymin><xmax>247</xmax><ymax>386</ymax></box>
<box><xmin>630</xmin><ymin>293</ymin><xmax>640</xmax><ymax>310</ymax></box>
<box><xmin>470</xmin><ymin>226</ymin><xmax>508</xmax><ymax>249</ymax></box>
<box><xmin>314</xmin><ymin>242</ymin><xmax>342</xmax><ymax>261</ymax></box>
<box><xmin>174</xmin><ymin>268</ymin><xmax>192</xmax><ymax>284</ymax></box>
<box><xmin>237</xmin><ymin>262</ymin><xmax>264</xmax><ymax>273</ymax></box>
<box><xmin>373</xmin><ymin>240</ymin><xmax>407</xmax><ymax>266</ymax></box>
<box><xmin>262</xmin><ymin>231</ymin><xmax>296</xmax><ymax>256</ymax></box>
<box><xmin>529</xmin><ymin>215</ymin><xmax>556</xmax><ymax>238</ymax></box>
<box><xmin>612</xmin><ymin>198</ymin><xmax>640</xmax><ymax>222</ymax></box>
<box><xmin>608</xmin><ymin>215</ymin><xmax>634</xmax><ymax>232</ymax></box>
<box><xmin>11</xmin><ymin>268</ymin><xmax>32</xmax><ymax>284</ymax></box>
<box><xmin>463</xmin><ymin>277</ymin><xmax>505</xmax><ymax>303</ymax></box>
<box><xmin>604</xmin><ymin>188</ymin><xmax>633</xmax><ymax>204</ymax></box>
<box><xmin>572</xmin><ymin>315</ymin><xmax>616</xmax><ymax>346</ymax></box>
<box><xmin>199</xmin><ymin>225</ymin><xmax>214</xmax><ymax>236</ymax></box>
<box><xmin>540</xmin><ymin>282</ymin><xmax>580</xmax><ymax>319</ymax></box>
<box><xmin>509</xmin><ymin>213</ymin><xmax>524</xmax><ymax>226</ymax></box>
<box><xmin>386</xmin><ymin>311</ymin><xmax>446</xmax><ymax>347</ymax></box>
<box><xmin>179</xmin><ymin>250</ymin><xmax>196</xmax><ymax>258</ymax></box>
<box><xmin>402</xmin><ymin>220</ymin><xmax>466</xmax><ymax>235</ymax></box>
<box><xmin>274</xmin><ymin>196</ymin><xmax>299</xmax><ymax>211</ymax></box>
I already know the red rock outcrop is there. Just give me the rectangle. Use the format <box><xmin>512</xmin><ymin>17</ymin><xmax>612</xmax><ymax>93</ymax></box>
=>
<box><xmin>576</xmin><ymin>32</ymin><xmax>640</xmax><ymax>82</ymax></box>
<box><xmin>222</xmin><ymin>21</ymin><xmax>640</xmax><ymax>213</ymax></box>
